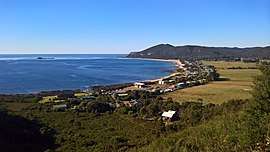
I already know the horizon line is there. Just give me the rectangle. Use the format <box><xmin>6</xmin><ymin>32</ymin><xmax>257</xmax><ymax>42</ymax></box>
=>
<box><xmin>1</xmin><ymin>43</ymin><xmax>270</xmax><ymax>54</ymax></box>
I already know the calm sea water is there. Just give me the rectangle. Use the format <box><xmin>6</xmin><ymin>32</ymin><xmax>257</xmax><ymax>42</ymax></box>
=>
<box><xmin>0</xmin><ymin>54</ymin><xmax>175</xmax><ymax>94</ymax></box>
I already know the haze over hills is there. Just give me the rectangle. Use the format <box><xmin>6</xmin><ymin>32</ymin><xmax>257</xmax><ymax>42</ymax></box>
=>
<box><xmin>127</xmin><ymin>44</ymin><xmax>270</xmax><ymax>60</ymax></box>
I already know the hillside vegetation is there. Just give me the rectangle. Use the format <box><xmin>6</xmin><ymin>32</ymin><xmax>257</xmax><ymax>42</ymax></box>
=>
<box><xmin>140</xmin><ymin>62</ymin><xmax>270</xmax><ymax>152</ymax></box>
<box><xmin>127</xmin><ymin>44</ymin><xmax>270</xmax><ymax>60</ymax></box>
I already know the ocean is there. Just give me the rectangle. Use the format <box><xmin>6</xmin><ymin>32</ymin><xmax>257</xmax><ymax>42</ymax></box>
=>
<box><xmin>0</xmin><ymin>54</ymin><xmax>175</xmax><ymax>94</ymax></box>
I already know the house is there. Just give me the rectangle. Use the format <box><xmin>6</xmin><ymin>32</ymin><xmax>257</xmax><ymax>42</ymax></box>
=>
<box><xmin>168</xmin><ymin>79</ymin><xmax>175</xmax><ymax>83</ymax></box>
<box><xmin>176</xmin><ymin>82</ymin><xmax>186</xmax><ymax>89</ymax></box>
<box><xmin>164</xmin><ymin>88</ymin><xmax>173</xmax><ymax>93</ymax></box>
<box><xmin>186</xmin><ymin>81</ymin><xmax>191</xmax><ymax>86</ymax></box>
<box><xmin>134</xmin><ymin>82</ymin><xmax>145</xmax><ymax>88</ymax></box>
<box><xmin>53</xmin><ymin>104</ymin><xmax>67</xmax><ymax>111</ymax></box>
<box><xmin>158</xmin><ymin>79</ymin><xmax>165</xmax><ymax>85</ymax></box>
<box><xmin>81</xmin><ymin>95</ymin><xmax>96</xmax><ymax>100</ymax></box>
<box><xmin>117</xmin><ymin>93</ymin><xmax>129</xmax><ymax>97</ymax></box>
<box><xmin>159</xmin><ymin>78</ymin><xmax>174</xmax><ymax>85</ymax></box>
<box><xmin>162</xmin><ymin>110</ymin><xmax>178</xmax><ymax>121</ymax></box>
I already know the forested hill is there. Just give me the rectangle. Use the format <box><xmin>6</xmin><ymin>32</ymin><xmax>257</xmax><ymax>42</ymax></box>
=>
<box><xmin>127</xmin><ymin>44</ymin><xmax>270</xmax><ymax>60</ymax></box>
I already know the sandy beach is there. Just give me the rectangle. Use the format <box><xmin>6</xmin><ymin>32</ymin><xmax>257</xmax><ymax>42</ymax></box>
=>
<box><xmin>127</xmin><ymin>58</ymin><xmax>185</xmax><ymax>83</ymax></box>
<box><xmin>125</xmin><ymin>57</ymin><xmax>182</xmax><ymax>67</ymax></box>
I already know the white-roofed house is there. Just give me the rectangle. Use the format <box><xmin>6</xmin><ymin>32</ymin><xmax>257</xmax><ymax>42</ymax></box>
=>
<box><xmin>134</xmin><ymin>82</ymin><xmax>145</xmax><ymax>89</ymax></box>
<box><xmin>52</xmin><ymin>104</ymin><xmax>67</xmax><ymax>111</ymax></box>
<box><xmin>158</xmin><ymin>79</ymin><xmax>165</xmax><ymax>85</ymax></box>
<box><xmin>161</xmin><ymin>110</ymin><xmax>178</xmax><ymax>122</ymax></box>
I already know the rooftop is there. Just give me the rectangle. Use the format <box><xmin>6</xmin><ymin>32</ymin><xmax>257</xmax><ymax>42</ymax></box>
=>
<box><xmin>162</xmin><ymin>110</ymin><xmax>176</xmax><ymax>118</ymax></box>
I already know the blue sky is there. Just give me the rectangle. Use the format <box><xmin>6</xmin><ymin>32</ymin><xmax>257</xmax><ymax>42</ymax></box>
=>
<box><xmin>0</xmin><ymin>0</ymin><xmax>269</xmax><ymax>54</ymax></box>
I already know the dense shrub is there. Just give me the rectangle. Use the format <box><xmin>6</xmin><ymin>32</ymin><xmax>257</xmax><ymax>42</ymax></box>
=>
<box><xmin>86</xmin><ymin>101</ymin><xmax>115</xmax><ymax>113</ymax></box>
<box><xmin>243</xmin><ymin>62</ymin><xmax>270</xmax><ymax>149</ymax></box>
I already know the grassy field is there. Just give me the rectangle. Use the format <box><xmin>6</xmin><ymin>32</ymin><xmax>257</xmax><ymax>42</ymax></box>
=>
<box><xmin>75</xmin><ymin>92</ymin><xmax>91</xmax><ymax>97</ymax></box>
<box><xmin>39</xmin><ymin>95</ymin><xmax>58</xmax><ymax>104</ymax></box>
<box><xmin>164</xmin><ymin>61</ymin><xmax>260</xmax><ymax>104</ymax></box>
<box><xmin>202</xmin><ymin>61</ymin><xmax>257</xmax><ymax>69</ymax></box>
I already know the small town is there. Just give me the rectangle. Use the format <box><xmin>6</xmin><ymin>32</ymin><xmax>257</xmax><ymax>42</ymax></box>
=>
<box><xmin>36</xmin><ymin>59</ymin><xmax>219</xmax><ymax>124</ymax></box>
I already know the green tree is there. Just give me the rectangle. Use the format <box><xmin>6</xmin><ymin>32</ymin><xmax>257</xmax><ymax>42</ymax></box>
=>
<box><xmin>244</xmin><ymin>62</ymin><xmax>270</xmax><ymax>149</ymax></box>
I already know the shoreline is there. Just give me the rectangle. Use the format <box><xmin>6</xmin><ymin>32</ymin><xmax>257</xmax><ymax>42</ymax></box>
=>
<box><xmin>125</xmin><ymin>57</ymin><xmax>181</xmax><ymax>66</ymax></box>
<box><xmin>131</xmin><ymin>58</ymin><xmax>183</xmax><ymax>83</ymax></box>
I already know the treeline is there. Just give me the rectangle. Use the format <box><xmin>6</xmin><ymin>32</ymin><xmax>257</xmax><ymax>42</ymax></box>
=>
<box><xmin>0</xmin><ymin>90</ymin><xmax>77</xmax><ymax>103</ymax></box>
<box><xmin>227</xmin><ymin>66</ymin><xmax>258</xmax><ymax>69</ymax></box>
<box><xmin>0</xmin><ymin>94</ymin><xmax>41</xmax><ymax>103</ymax></box>
<box><xmin>92</xmin><ymin>83</ymin><xmax>133</xmax><ymax>92</ymax></box>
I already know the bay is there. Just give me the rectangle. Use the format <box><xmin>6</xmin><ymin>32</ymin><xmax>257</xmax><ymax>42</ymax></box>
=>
<box><xmin>0</xmin><ymin>54</ymin><xmax>175</xmax><ymax>94</ymax></box>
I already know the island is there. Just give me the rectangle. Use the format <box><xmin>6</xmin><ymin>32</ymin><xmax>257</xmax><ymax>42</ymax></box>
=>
<box><xmin>36</xmin><ymin>57</ymin><xmax>55</xmax><ymax>60</ymax></box>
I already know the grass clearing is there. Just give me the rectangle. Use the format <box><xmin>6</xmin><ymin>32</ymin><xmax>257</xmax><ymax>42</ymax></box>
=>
<box><xmin>164</xmin><ymin>61</ymin><xmax>260</xmax><ymax>104</ymax></box>
<box><xmin>39</xmin><ymin>95</ymin><xmax>58</xmax><ymax>104</ymax></box>
<box><xmin>75</xmin><ymin>92</ymin><xmax>91</xmax><ymax>97</ymax></box>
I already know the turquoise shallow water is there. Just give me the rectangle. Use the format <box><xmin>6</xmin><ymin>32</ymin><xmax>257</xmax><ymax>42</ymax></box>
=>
<box><xmin>0</xmin><ymin>54</ymin><xmax>175</xmax><ymax>94</ymax></box>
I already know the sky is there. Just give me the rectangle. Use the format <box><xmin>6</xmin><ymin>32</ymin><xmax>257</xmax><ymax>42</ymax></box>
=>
<box><xmin>0</xmin><ymin>0</ymin><xmax>269</xmax><ymax>54</ymax></box>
